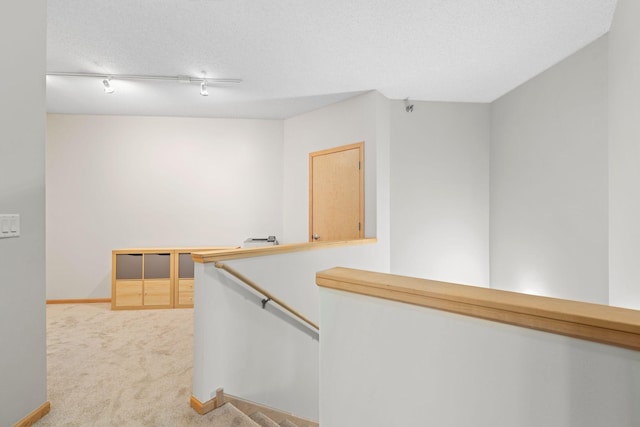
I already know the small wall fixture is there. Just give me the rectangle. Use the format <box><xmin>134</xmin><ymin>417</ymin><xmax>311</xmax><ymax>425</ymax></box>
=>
<box><xmin>102</xmin><ymin>78</ymin><xmax>114</xmax><ymax>94</ymax></box>
<box><xmin>404</xmin><ymin>98</ymin><xmax>414</xmax><ymax>113</ymax></box>
<box><xmin>200</xmin><ymin>81</ymin><xmax>209</xmax><ymax>97</ymax></box>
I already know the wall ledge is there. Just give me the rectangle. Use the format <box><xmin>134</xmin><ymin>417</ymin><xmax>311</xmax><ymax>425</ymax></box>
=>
<box><xmin>317</xmin><ymin>267</ymin><xmax>640</xmax><ymax>351</ymax></box>
<box><xmin>192</xmin><ymin>239</ymin><xmax>377</xmax><ymax>263</ymax></box>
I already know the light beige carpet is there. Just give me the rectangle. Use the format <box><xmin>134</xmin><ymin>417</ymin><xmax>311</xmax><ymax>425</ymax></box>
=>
<box><xmin>38</xmin><ymin>303</ymin><xmax>258</xmax><ymax>426</ymax></box>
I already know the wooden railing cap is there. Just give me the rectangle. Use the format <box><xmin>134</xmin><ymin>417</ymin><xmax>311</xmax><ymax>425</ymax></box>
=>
<box><xmin>316</xmin><ymin>267</ymin><xmax>640</xmax><ymax>352</ymax></box>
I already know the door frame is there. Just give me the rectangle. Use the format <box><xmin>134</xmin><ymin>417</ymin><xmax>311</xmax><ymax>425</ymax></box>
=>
<box><xmin>308</xmin><ymin>141</ymin><xmax>365</xmax><ymax>242</ymax></box>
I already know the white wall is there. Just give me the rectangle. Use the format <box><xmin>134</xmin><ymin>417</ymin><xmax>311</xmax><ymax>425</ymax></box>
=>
<box><xmin>319</xmin><ymin>287</ymin><xmax>640</xmax><ymax>427</ymax></box>
<box><xmin>282</xmin><ymin>92</ymin><xmax>381</xmax><ymax>243</ymax></box>
<box><xmin>608</xmin><ymin>0</ymin><xmax>640</xmax><ymax>309</ymax></box>
<box><xmin>192</xmin><ymin>242</ymin><xmax>388</xmax><ymax>420</ymax></box>
<box><xmin>490</xmin><ymin>36</ymin><xmax>609</xmax><ymax>304</ymax></box>
<box><xmin>390</xmin><ymin>101</ymin><xmax>490</xmax><ymax>286</ymax></box>
<box><xmin>0</xmin><ymin>2</ymin><xmax>48</xmax><ymax>425</ymax></box>
<box><xmin>46</xmin><ymin>115</ymin><xmax>284</xmax><ymax>299</ymax></box>
<box><xmin>194</xmin><ymin>262</ymin><xmax>319</xmax><ymax>420</ymax></box>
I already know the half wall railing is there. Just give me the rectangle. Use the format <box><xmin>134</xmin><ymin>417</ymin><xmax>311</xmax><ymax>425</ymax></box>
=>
<box><xmin>316</xmin><ymin>267</ymin><xmax>640</xmax><ymax>427</ymax></box>
<box><xmin>190</xmin><ymin>238</ymin><xmax>383</xmax><ymax>421</ymax></box>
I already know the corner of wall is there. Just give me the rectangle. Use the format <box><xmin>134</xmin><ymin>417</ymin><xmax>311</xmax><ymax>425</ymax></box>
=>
<box><xmin>0</xmin><ymin>2</ymin><xmax>48</xmax><ymax>426</ymax></box>
<box><xmin>607</xmin><ymin>0</ymin><xmax>640</xmax><ymax>309</ymax></box>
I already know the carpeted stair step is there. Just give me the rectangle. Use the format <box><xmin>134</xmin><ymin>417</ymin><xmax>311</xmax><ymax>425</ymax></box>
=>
<box><xmin>210</xmin><ymin>403</ymin><xmax>305</xmax><ymax>427</ymax></box>
<box><xmin>250</xmin><ymin>411</ymin><xmax>283</xmax><ymax>427</ymax></box>
<box><xmin>210</xmin><ymin>403</ymin><xmax>262</xmax><ymax>427</ymax></box>
<box><xmin>216</xmin><ymin>393</ymin><xmax>316</xmax><ymax>427</ymax></box>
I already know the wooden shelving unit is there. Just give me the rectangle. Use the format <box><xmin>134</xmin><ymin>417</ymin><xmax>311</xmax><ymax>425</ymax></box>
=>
<box><xmin>112</xmin><ymin>247</ymin><xmax>236</xmax><ymax>310</ymax></box>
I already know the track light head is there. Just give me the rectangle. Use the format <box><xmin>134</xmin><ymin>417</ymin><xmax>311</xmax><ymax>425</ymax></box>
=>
<box><xmin>404</xmin><ymin>98</ymin><xmax>414</xmax><ymax>113</ymax></box>
<box><xmin>200</xmin><ymin>81</ymin><xmax>209</xmax><ymax>97</ymax></box>
<box><xmin>102</xmin><ymin>78</ymin><xmax>114</xmax><ymax>94</ymax></box>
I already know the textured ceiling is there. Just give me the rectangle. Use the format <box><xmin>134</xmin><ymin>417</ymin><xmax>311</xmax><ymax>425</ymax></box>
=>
<box><xmin>46</xmin><ymin>0</ymin><xmax>618</xmax><ymax>119</ymax></box>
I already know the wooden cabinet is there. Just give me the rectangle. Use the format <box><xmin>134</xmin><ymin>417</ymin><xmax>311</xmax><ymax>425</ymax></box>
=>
<box><xmin>113</xmin><ymin>253</ymin><xmax>143</xmax><ymax>308</ymax></box>
<box><xmin>112</xmin><ymin>251</ymin><xmax>173</xmax><ymax>309</ymax></box>
<box><xmin>143</xmin><ymin>253</ymin><xmax>172</xmax><ymax>307</ymax></box>
<box><xmin>112</xmin><ymin>247</ymin><xmax>235</xmax><ymax>310</ymax></box>
<box><xmin>175</xmin><ymin>251</ymin><xmax>196</xmax><ymax>308</ymax></box>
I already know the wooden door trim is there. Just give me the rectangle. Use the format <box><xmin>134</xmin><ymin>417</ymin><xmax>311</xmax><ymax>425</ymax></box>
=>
<box><xmin>309</xmin><ymin>142</ymin><xmax>364</xmax><ymax>242</ymax></box>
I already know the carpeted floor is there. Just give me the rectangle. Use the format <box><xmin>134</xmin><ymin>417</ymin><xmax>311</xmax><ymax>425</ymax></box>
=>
<box><xmin>38</xmin><ymin>303</ymin><xmax>254</xmax><ymax>426</ymax></box>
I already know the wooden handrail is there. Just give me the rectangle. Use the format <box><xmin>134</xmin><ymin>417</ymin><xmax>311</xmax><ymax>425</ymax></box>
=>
<box><xmin>317</xmin><ymin>267</ymin><xmax>640</xmax><ymax>351</ymax></box>
<box><xmin>192</xmin><ymin>239</ymin><xmax>376</xmax><ymax>263</ymax></box>
<box><xmin>215</xmin><ymin>262</ymin><xmax>319</xmax><ymax>331</ymax></box>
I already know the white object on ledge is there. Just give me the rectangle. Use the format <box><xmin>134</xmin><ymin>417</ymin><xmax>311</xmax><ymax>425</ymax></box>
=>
<box><xmin>242</xmin><ymin>236</ymin><xmax>279</xmax><ymax>248</ymax></box>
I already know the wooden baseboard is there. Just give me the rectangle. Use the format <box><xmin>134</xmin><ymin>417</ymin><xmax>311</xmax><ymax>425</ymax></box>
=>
<box><xmin>190</xmin><ymin>395</ymin><xmax>219</xmax><ymax>415</ymax></box>
<box><xmin>46</xmin><ymin>298</ymin><xmax>111</xmax><ymax>304</ymax></box>
<box><xmin>13</xmin><ymin>401</ymin><xmax>50</xmax><ymax>427</ymax></box>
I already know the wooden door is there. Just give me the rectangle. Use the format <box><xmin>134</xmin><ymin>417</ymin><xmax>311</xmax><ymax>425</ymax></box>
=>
<box><xmin>309</xmin><ymin>142</ymin><xmax>364</xmax><ymax>242</ymax></box>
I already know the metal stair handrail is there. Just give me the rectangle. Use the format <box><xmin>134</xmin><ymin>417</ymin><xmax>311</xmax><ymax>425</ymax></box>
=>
<box><xmin>214</xmin><ymin>262</ymin><xmax>319</xmax><ymax>332</ymax></box>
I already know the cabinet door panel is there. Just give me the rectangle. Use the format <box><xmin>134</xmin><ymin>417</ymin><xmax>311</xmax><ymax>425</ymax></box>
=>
<box><xmin>178</xmin><ymin>279</ymin><xmax>194</xmax><ymax>306</ymax></box>
<box><xmin>115</xmin><ymin>280</ymin><xmax>143</xmax><ymax>307</ymax></box>
<box><xmin>144</xmin><ymin>279</ymin><xmax>171</xmax><ymax>306</ymax></box>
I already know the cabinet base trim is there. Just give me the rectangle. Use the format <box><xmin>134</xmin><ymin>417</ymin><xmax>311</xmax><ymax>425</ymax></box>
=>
<box><xmin>111</xmin><ymin>305</ymin><xmax>176</xmax><ymax>311</ymax></box>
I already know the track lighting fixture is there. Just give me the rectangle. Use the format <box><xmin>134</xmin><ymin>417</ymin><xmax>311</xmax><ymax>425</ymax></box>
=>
<box><xmin>102</xmin><ymin>78</ymin><xmax>114</xmax><ymax>94</ymax></box>
<box><xmin>404</xmin><ymin>98</ymin><xmax>414</xmax><ymax>113</ymax></box>
<box><xmin>47</xmin><ymin>72</ymin><xmax>241</xmax><ymax>96</ymax></box>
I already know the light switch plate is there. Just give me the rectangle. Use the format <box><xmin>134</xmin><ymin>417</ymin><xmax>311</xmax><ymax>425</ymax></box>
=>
<box><xmin>0</xmin><ymin>214</ymin><xmax>20</xmax><ymax>239</ymax></box>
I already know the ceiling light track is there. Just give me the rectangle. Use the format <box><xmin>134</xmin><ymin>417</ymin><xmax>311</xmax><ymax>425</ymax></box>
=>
<box><xmin>46</xmin><ymin>71</ymin><xmax>242</xmax><ymax>85</ymax></box>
